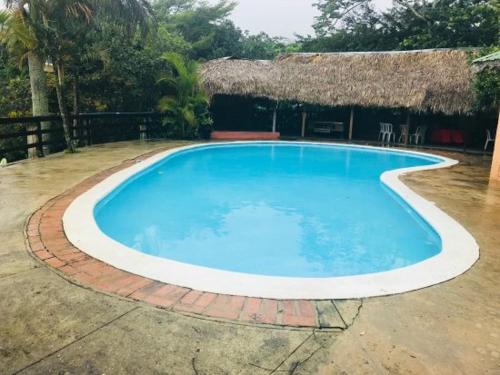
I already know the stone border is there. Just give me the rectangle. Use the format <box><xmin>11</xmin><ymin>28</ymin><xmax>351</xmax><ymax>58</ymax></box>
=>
<box><xmin>25</xmin><ymin>148</ymin><xmax>360</xmax><ymax>329</ymax></box>
<box><xmin>63</xmin><ymin>142</ymin><xmax>479</xmax><ymax>299</ymax></box>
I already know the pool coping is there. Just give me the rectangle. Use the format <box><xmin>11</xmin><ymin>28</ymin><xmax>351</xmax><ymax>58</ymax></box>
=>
<box><xmin>59</xmin><ymin>141</ymin><xmax>479</xmax><ymax>300</ymax></box>
<box><xmin>26</xmin><ymin>147</ymin><xmax>360</xmax><ymax>329</ymax></box>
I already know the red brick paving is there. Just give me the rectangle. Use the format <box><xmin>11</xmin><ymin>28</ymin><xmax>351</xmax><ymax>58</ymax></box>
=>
<box><xmin>281</xmin><ymin>300</ymin><xmax>317</xmax><ymax>327</ymax></box>
<box><xmin>259</xmin><ymin>299</ymin><xmax>279</xmax><ymax>325</ymax></box>
<box><xmin>239</xmin><ymin>297</ymin><xmax>262</xmax><ymax>323</ymax></box>
<box><xmin>25</xmin><ymin>148</ymin><xmax>326</xmax><ymax>328</ymax></box>
<box><xmin>204</xmin><ymin>294</ymin><xmax>246</xmax><ymax>320</ymax></box>
<box><xmin>45</xmin><ymin>257</ymin><xmax>66</xmax><ymax>269</ymax></box>
<box><xmin>174</xmin><ymin>291</ymin><xmax>218</xmax><ymax>314</ymax></box>
<box><xmin>34</xmin><ymin>250</ymin><xmax>53</xmax><ymax>260</ymax></box>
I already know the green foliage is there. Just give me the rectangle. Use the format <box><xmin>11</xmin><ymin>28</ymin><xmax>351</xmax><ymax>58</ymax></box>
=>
<box><xmin>313</xmin><ymin>0</ymin><xmax>378</xmax><ymax>36</ymax></box>
<box><xmin>56</xmin><ymin>0</ymin><xmax>291</xmax><ymax>118</ymax></box>
<box><xmin>151</xmin><ymin>0</ymin><xmax>291</xmax><ymax>60</ymax></box>
<box><xmin>153</xmin><ymin>0</ymin><xmax>236</xmax><ymax>59</ymax></box>
<box><xmin>148</xmin><ymin>23</ymin><xmax>192</xmax><ymax>56</ymax></box>
<box><xmin>77</xmin><ymin>23</ymin><xmax>162</xmax><ymax>112</ymax></box>
<box><xmin>473</xmin><ymin>47</ymin><xmax>500</xmax><ymax>112</ymax></box>
<box><xmin>69</xmin><ymin>0</ymin><xmax>292</xmax><ymax>114</ymax></box>
<box><xmin>0</xmin><ymin>48</ymin><xmax>31</xmax><ymax>161</ymax></box>
<box><xmin>474</xmin><ymin>69</ymin><xmax>500</xmax><ymax>111</ymax></box>
<box><xmin>309</xmin><ymin>0</ymin><xmax>499</xmax><ymax>51</ymax></box>
<box><xmin>157</xmin><ymin>52</ymin><xmax>212</xmax><ymax>138</ymax></box>
<box><xmin>0</xmin><ymin>8</ymin><xmax>35</xmax><ymax>59</ymax></box>
<box><xmin>389</xmin><ymin>0</ymin><xmax>499</xmax><ymax>50</ymax></box>
<box><xmin>240</xmin><ymin>32</ymin><xmax>291</xmax><ymax>60</ymax></box>
<box><xmin>0</xmin><ymin>48</ymin><xmax>31</xmax><ymax>116</ymax></box>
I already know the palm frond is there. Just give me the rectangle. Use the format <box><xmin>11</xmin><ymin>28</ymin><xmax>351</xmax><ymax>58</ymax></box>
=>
<box><xmin>157</xmin><ymin>75</ymin><xmax>178</xmax><ymax>90</ymax></box>
<box><xmin>161</xmin><ymin>52</ymin><xmax>189</xmax><ymax>80</ymax></box>
<box><xmin>65</xmin><ymin>2</ymin><xmax>93</xmax><ymax>22</ymax></box>
<box><xmin>181</xmin><ymin>107</ymin><xmax>196</xmax><ymax>126</ymax></box>
<box><xmin>158</xmin><ymin>95</ymin><xmax>179</xmax><ymax>113</ymax></box>
<box><xmin>0</xmin><ymin>8</ymin><xmax>36</xmax><ymax>54</ymax></box>
<box><xmin>94</xmin><ymin>0</ymin><xmax>153</xmax><ymax>35</ymax></box>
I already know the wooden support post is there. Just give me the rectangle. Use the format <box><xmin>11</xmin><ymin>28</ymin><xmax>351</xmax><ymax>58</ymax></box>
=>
<box><xmin>86</xmin><ymin>119</ymin><xmax>92</xmax><ymax>146</ymax></box>
<box><xmin>139</xmin><ymin>117</ymin><xmax>148</xmax><ymax>141</ymax></box>
<box><xmin>26</xmin><ymin>122</ymin><xmax>38</xmax><ymax>158</ymax></box>
<box><xmin>36</xmin><ymin>121</ymin><xmax>44</xmax><ymax>157</ymax></box>
<box><xmin>40</xmin><ymin>120</ymin><xmax>51</xmax><ymax>156</ymax></box>
<box><xmin>405</xmin><ymin>112</ymin><xmax>410</xmax><ymax>145</ymax></box>
<box><xmin>272</xmin><ymin>103</ymin><xmax>278</xmax><ymax>133</ymax></box>
<box><xmin>72</xmin><ymin>117</ymin><xmax>79</xmax><ymax>143</ymax></box>
<box><xmin>81</xmin><ymin>119</ymin><xmax>88</xmax><ymax>146</ymax></box>
<box><xmin>489</xmin><ymin>110</ymin><xmax>500</xmax><ymax>182</ymax></box>
<box><xmin>301</xmin><ymin>111</ymin><xmax>307</xmax><ymax>138</ymax></box>
<box><xmin>348</xmin><ymin>107</ymin><xmax>354</xmax><ymax>141</ymax></box>
<box><xmin>139</xmin><ymin>123</ymin><xmax>147</xmax><ymax>141</ymax></box>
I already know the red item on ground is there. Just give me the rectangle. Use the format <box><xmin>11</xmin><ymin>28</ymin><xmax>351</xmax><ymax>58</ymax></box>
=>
<box><xmin>211</xmin><ymin>131</ymin><xmax>280</xmax><ymax>140</ymax></box>
<box><xmin>431</xmin><ymin>129</ymin><xmax>463</xmax><ymax>145</ymax></box>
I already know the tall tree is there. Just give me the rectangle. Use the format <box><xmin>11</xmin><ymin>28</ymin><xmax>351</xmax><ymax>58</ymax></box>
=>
<box><xmin>313</xmin><ymin>0</ymin><xmax>377</xmax><ymax>36</ymax></box>
<box><xmin>153</xmin><ymin>0</ymin><xmax>236</xmax><ymax>59</ymax></box>
<box><xmin>1</xmin><ymin>2</ymin><xmax>51</xmax><ymax>156</ymax></box>
<box><xmin>309</xmin><ymin>0</ymin><xmax>499</xmax><ymax>52</ymax></box>
<box><xmin>1</xmin><ymin>2</ymin><xmax>50</xmax><ymax>117</ymax></box>
<box><xmin>240</xmin><ymin>32</ymin><xmax>292</xmax><ymax>60</ymax></box>
<box><xmin>386</xmin><ymin>0</ymin><xmax>499</xmax><ymax>49</ymax></box>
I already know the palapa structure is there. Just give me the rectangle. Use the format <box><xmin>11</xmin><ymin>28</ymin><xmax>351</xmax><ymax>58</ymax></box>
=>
<box><xmin>202</xmin><ymin>49</ymin><xmax>500</xmax><ymax>179</ymax></box>
<box><xmin>201</xmin><ymin>49</ymin><xmax>476</xmax><ymax>115</ymax></box>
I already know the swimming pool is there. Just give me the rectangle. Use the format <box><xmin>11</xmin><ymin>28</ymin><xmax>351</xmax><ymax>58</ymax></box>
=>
<box><xmin>64</xmin><ymin>142</ymin><xmax>479</xmax><ymax>299</ymax></box>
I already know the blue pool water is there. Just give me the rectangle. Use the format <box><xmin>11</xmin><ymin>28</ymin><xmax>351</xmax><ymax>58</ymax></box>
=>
<box><xmin>95</xmin><ymin>143</ymin><xmax>443</xmax><ymax>277</ymax></box>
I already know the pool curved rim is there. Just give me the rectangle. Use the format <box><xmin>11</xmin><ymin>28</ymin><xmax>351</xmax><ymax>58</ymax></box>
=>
<box><xmin>63</xmin><ymin>141</ymin><xmax>479</xmax><ymax>299</ymax></box>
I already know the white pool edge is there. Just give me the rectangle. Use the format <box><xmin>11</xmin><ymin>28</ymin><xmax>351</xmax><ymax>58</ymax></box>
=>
<box><xmin>63</xmin><ymin>141</ymin><xmax>479</xmax><ymax>299</ymax></box>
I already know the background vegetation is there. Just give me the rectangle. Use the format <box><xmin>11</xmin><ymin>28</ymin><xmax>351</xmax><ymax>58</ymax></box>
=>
<box><xmin>0</xmin><ymin>0</ymin><xmax>498</xmax><ymax>151</ymax></box>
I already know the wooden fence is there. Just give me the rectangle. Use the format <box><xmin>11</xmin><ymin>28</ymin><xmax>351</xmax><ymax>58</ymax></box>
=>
<box><xmin>0</xmin><ymin>112</ymin><xmax>169</xmax><ymax>162</ymax></box>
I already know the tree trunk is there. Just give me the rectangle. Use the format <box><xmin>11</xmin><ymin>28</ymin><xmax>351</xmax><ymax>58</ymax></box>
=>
<box><xmin>72</xmin><ymin>72</ymin><xmax>80</xmax><ymax>144</ymax></box>
<box><xmin>54</xmin><ymin>62</ymin><xmax>75</xmax><ymax>153</ymax></box>
<box><xmin>27</xmin><ymin>52</ymin><xmax>50</xmax><ymax>157</ymax></box>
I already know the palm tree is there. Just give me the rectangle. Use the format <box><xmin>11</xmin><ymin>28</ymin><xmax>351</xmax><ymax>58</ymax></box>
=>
<box><xmin>0</xmin><ymin>3</ymin><xmax>49</xmax><ymax>119</ymax></box>
<box><xmin>1</xmin><ymin>0</ymin><xmax>152</xmax><ymax>152</ymax></box>
<box><xmin>157</xmin><ymin>52</ymin><xmax>212</xmax><ymax>138</ymax></box>
<box><xmin>0</xmin><ymin>3</ymin><xmax>50</xmax><ymax>156</ymax></box>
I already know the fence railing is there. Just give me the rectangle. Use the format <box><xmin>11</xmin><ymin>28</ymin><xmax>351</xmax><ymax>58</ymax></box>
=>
<box><xmin>0</xmin><ymin>112</ymin><xmax>170</xmax><ymax>163</ymax></box>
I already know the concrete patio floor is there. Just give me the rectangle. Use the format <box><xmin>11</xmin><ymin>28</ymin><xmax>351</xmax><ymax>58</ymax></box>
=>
<box><xmin>0</xmin><ymin>141</ymin><xmax>498</xmax><ymax>374</ymax></box>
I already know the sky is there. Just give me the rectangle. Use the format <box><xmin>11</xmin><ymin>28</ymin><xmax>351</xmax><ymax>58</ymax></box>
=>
<box><xmin>209</xmin><ymin>0</ymin><xmax>393</xmax><ymax>39</ymax></box>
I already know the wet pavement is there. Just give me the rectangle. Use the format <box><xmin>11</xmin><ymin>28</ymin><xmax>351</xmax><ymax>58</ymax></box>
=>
<box><xmin>0</xmin><ymin>141</ymin><xmax>498</xmax><ymax>374</ymax></box>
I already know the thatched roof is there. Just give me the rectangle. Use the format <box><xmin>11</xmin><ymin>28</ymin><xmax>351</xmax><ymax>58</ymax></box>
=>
<box><xmin>201</xmin><ymin>59</ymin><xmax>281</xmax><ymax>101</ymax></box>
<box><xmin>200</xmin><ymin>49</ymin><xmax>476</xmax><ymax>114</ymax></box>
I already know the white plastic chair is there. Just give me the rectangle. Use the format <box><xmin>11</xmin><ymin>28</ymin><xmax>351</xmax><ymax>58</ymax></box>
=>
<box><xmin>378</xmin><ymin>123</ymin><xmax>387</xmax><ymax>142</ymax></box>
<box><xmin>410</xmin><ymin>126</ymin><xmax>427</xmax><ymax>145</ymax></box>
<box><xmin>379</xmin><ymin>123</ymin><xmax>395</xmax><ymax>143</ymax></box>
<box><xmin>484</xmin><ymin>129</ymin><xmax>495</xmax><ymax>150</ymax></box>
